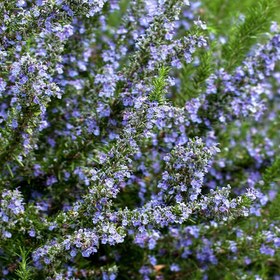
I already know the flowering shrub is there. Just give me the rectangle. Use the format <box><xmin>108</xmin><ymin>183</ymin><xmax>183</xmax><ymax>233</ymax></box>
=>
<box><xmin>0</xmin><ymin>0</ymin><xmax>280</xmax><ymax>279</ymax></box>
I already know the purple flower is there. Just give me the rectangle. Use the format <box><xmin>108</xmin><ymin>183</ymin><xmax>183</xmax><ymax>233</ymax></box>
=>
<box><xmin>0</xmin><ymin>78</ymin><xmax>6</xmax><ymax>93</ymax></box>
<box><xmin>170</xmin><ymin>263</ymin><xmax>180</xmax><ymax>272</ymax></box>
<box><xmin>3</xmin><ymin>231</ymin><xmax>12</xmax><ymax>238</ymax></box>
<box><xmin>260</xmin><ymin>244</ymin><xmax>275</xmax><ymax>256</ymax></box>
<box><xmin>29</xmin><ymin>229</ymin><xmax>36</xmax><ymax>237</ymax></box>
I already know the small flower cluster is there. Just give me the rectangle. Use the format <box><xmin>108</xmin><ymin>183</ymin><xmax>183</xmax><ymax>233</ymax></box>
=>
<box><xmin>0</xmin><ymin>189</ymin><xmax>25</xmax><ymax>239</ymax></box>
<box><xmin>158</xmin><ymin>138</ymin><xmax>219</xmax><ymax>203</ymax></box>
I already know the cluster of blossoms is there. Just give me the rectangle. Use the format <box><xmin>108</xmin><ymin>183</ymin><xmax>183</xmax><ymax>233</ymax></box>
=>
<box><xmin>0</xmin><ymin>0</ymin><xmax>280</xmax><ymax>279</ymax></box>
<box><xmin>157</xmin><ymin>138</ymin><xmax>219</xmax><ymax>203</ymax></box>
<box><xmin>0</xmin><ymin>189</ymin><xmax>25</xmax><ymax>239</ymax></box>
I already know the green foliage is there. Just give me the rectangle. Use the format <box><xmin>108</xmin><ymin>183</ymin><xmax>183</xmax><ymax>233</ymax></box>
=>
<box><xmin>14</xmin><ymin>247</ymin><xmax>33</xmax><ymax>280</ymax></box>
<box><xmin>202</xmin><ymin>0</ymin><xmax>254</xmax><ymax>32</ymax></box>
<box><xmin>263</xmin><ymin>156</ymin><xmax>280</xmax><ymax>190</ymax></box>
<box><xmin>177</xmin><ymin>50</ymin><xmax>212</xmax><ymax>105</ymax></box>
<box><xmin>149</xmin><ymin>67</ymin><xmax>170</xmax><ymax>104</ymax></box>
<box><xmin>222</xmin><ymin>0</ymin><xmax>277</xmax><ymax>70</ymax></box>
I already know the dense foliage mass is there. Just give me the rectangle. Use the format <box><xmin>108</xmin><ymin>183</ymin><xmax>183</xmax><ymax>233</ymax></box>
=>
<box><xmin>0</xmin><ymin>0</ymin><xmax>280</xmax><ymax>279</ymax></box>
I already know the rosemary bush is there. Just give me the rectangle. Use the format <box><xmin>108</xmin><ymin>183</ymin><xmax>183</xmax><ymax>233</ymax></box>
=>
<box><xmin>0</xmin><ymin>0</ymin><xmax>280</xmax><ymax>279</ymax></box>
